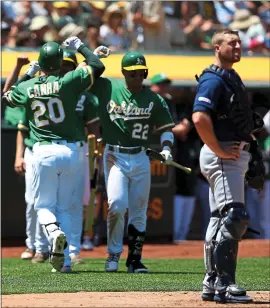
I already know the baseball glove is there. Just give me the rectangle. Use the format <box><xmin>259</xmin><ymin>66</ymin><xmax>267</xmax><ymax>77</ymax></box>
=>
<box><xmin>245</xmin><ymin>141</ymin><xmax>266</xmax><ymax>190</ymax></box>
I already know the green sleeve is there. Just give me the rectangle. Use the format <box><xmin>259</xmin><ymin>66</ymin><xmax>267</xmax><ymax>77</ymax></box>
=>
<box><xmin>4</xmin><ymin>106</ymin><xmax>25</xmax><ymax>127</ymax></box>
<box><xmin>9</xmin><ymin>84</ymin><xmax>28</xmax><ymax>107</ymax></box>
<box><xmin>63</xmin><ymin>66</ymin><xmax>94</xmax><ymax>94</ymax></box>
<box><xmin>89</xmin><ymin>77</ymin><xmax>110</xmax><ymax>98</ymax></box>
<box><xmin>152</xmin><ymin>94</ymin><xmax>175</xmax><ymax>131</ymax></box>
<box><xmin>84</xmin><ymin>93</ymin><xmax>99</xmax><ymax>124</ymax></box>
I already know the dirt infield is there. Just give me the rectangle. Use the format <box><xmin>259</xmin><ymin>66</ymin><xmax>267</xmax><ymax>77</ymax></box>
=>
<box><xmin>2</xmin><ymin>240</ymin><xmax>270</xmax><ymax>307</ymax></box>
<box><xmin>2</xmin><ymin>239</ymin><xmax>270</xmax><ymax>259</ymax></box>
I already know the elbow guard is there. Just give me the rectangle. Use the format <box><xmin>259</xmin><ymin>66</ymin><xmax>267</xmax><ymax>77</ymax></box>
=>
<box><xmin>160</xmin><ymin>131</ymin><xmax>174</xmax><ymax>147</ymax></box>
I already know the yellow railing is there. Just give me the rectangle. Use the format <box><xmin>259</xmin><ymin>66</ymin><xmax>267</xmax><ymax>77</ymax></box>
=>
<box><xmin>2</xmin><ymin>51</ymin><xmax>269</xmax><ymax>82</ymax></box>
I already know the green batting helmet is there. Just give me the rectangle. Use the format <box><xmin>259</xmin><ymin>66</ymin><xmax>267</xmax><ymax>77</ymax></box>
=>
<box><xmin>63</xmin><ymin>50</ymin><xmax>78</xmax><ymax>68</ymax></box>
<box><xmin>38</xmin><ymin>42</ymin><xmax>63</xmax><ymax>72</ymax></box>
<box><xmin>121</xmin><ymin>51</ymin><xmax>148</xmax><ymax>71</ymax></box>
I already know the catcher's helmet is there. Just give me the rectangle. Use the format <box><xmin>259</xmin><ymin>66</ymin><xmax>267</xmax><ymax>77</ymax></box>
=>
<box><xmin>63</xmin><ymin>50</ymin><xmax>78</xmax><ymax>68</ymax></box>
<box><xmin>38</xmin><ymin>42</ymin><xmax>63</xmax><ymax>72</ymax></box>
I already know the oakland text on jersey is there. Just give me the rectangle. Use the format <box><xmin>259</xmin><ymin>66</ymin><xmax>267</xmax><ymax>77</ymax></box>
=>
<box><xmin>107</xmin><ymin>100</ymin><xmax>154</xmax><ymax>121</ymax></box>
<box><xmin>27</xmin><ymin>82</ymin><xmax>60</xmax><ymax>98</ymax></box>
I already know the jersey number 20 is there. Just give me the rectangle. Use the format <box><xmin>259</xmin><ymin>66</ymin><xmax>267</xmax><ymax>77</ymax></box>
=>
<box><xmin>132</xmin><ymin>123</ymin><xmax>149</xmax><ymax>140</ymax></box>
<box><xmin>31</xmin><ymin>98</ymin><xmax>65</xmax><ymax>127</ymax></box>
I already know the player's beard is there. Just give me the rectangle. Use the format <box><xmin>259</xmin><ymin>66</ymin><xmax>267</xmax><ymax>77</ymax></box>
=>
<box><xmin>220</xmin><ymin>50</ymin><xmax>241</xmax><ymax>64</ymax></box>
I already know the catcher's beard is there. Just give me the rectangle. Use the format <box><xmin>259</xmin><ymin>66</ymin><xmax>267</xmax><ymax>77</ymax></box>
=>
<box><xmin>219</xmin><ymin>51</ymin><xmax>240</xmax><ymax>65</ymax></box>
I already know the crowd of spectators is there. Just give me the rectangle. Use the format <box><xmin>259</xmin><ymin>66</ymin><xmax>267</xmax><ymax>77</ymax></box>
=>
<box><xmin>1</xmin><ymin>1</ymin><xmax>269</xmax><ymax>54</ymax></box>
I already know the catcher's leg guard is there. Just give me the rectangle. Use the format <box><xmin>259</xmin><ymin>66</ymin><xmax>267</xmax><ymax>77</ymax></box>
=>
<box><xmin>202</xmin><ymin>216</ymin><xmax>220</xmax><ymax>301</ymax></box>
<box><xmin>213</xmin><ymin>203</ymin><xmax>251</xmax><ymax>303</ymax></box>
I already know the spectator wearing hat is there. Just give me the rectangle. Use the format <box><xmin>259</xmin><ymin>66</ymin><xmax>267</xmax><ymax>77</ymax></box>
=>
<box><xmin>229</xmin><ymin>9</ymin><xmax>265</xmax><ymax>52</ymax></box>
<box><xmin>87</xmin><ymin>1</ymin><xmax>106</xmax><ymax>20</ymax></box>
<box><xmin>28</xmin><ymin>16</ymin><xmax>55</xmax><ymax>47</ymax></box>
<box><xmin>100</xmin><ymin>2</ymin><xmax>131</xmax><ymax>51</ymax></box>
<box><xmin>51</xmin><ymin>1</ymin><xmax>72</xmax><ymax>25</ymax></box>
<box><xmin>58</xmin><ymin>23</ymin><xmax>85</xmax><ymax>42</ymax></box>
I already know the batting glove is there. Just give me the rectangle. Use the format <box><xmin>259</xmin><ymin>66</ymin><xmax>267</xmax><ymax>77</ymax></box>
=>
<box><xmin>62</xmin><ymin>36</ymin><xmax>84</xmax><ymax>50</ymax></box>
<box><xmin>160</xmin><ymin>146</ymin><xmax>173</xmax><ymax>164</ymax></box>
<box><xmin>25</xmin><ymin>61</ymin><xmax>40</xmax><ymax>77</ymax></box>
<box><xmin>93</xmin><ymin>46</ymin><xmax>111</xmax><ymax>58</ymax></box>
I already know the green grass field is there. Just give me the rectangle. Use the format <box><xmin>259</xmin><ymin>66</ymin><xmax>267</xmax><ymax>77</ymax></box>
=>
<box><xmin>2</xmin><ymin>257</ymin><xmax>270</xmax><ymax>295</ymax></box>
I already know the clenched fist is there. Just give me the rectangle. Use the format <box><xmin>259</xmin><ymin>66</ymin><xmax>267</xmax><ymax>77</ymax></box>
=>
<box><xmin>62</xmin><ymin>36</ymin><xmax>84</xmax><ymax>50</ymax></box>
<box><xmin>93</xmin><ymin>46</ymin><xmax>111</xmax><ymax>58</ymax></box>
<box><xmin>160</xmin><ymin>146</ymin><xmax>173</xmax><ymax>165</ymax></box>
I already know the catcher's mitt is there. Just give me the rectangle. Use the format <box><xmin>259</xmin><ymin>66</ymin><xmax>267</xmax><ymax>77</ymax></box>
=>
<box><xmin>245</xmin><ymin>141</ymin><xmax>266</xmax><ymax>190</ymax></box>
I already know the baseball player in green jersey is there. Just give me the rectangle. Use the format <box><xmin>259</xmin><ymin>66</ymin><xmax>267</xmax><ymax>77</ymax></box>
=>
<box><xmin>60</xmin><ymin>50</ymin><xmax>100</xmax><ymax>264</ymax></box>
<box><xmin>90</xmin><ymin>51</ymin><xmax>175</xmax><ymax>273</ymax></box>
<box><xmin>3</xmin><ymin>56</ymin><xmax>49</xmax><ymax>262</ymax></box>
<box><xmin>3</xmin><ymin>36</ymin><xmax>105</xmax><ymax>273</ymax></box>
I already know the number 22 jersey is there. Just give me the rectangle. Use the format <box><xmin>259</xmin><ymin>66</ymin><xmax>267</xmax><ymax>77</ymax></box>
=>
<box><xmin>90</xmin><ymin>78</ymin><xmax>175</xmax><ymax>147</ymax></box>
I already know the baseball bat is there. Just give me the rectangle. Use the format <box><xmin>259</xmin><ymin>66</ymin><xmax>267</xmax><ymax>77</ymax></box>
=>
<box><xmin>145</xmin><ymin>148</ymin><xmax>192</xmax><ymax>174</ymax></box>
<box><xmin>84</xmin><ymin>135</ymin><xmax>103</xmax><ymax>236</ymax></box>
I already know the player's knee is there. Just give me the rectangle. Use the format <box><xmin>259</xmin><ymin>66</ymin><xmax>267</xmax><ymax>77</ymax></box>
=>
<box><xmin>220</xmin><ymin>202</ymin><xmax>250</xmax><ymax>240</ymax></box>
<box><xmin>108</xmin><ymin>200</ymin><xmax>126</xmax><ymax>217</ymax></box>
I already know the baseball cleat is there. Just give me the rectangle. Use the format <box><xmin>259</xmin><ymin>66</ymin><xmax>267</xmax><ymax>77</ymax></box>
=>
<box><xmin>81</xmin><ymin>239</ymin><xmax>94</xmax><ymax>251</ymax></box>
<box><xmin>31</xmin><ymin>252</ymin><xmax>49</xmax><ymax>263</ymax></box>
<box><xmin>49</xmin><ymin>230</ymin><xmax>66</xmax><ymax>271</ymax></box>
<box><xmin>201</xmin><ymin>274</ymin><xmax>215</xmax><ymax>301</ymax></box>
<box><xmin>21</xmin><ymin>248</ymin><xmax>35</xmax><ymax>260</ymax></box>
<box><xmin>70</xmin><ymin>254</ymin><xmax>84</xmax><ymax>265</ymax></box>
<box><xmin>127</xmin><ymin>261</ymin><xmax>149</xmax><ymax>273</ymax></box>
<box><xmin>105</xmin><ymin>253</ymin><xmax>121</xmax><ymax>272</ymax></box>
<box><xmin>214</xmin><ymin>285</ymin><xmax>253</xmax><ymax>304</ymax></box>
<box><xmin>51</xmin><ymin>266</ymin><xmax>72</xmax><ymax>273</ymax></box>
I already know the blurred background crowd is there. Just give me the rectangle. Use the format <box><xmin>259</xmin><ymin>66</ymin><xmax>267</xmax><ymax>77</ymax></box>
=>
<box><xmin>1</xmin><ymin>1</ymin><xmax>270</xmax><ymax>243</ymax></box>
<box><xmin>1</xmin><ymin>0</ymin><xmax>270</xmax><ymax>54</ymax></box>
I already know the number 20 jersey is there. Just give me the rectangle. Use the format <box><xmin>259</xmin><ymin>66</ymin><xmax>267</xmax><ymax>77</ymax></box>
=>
<box><xmin>90</xmin><ymin>78</ymin><xmax>175</xmax><ymax>147</ymax></box>
<box><xmin>8</xmin><ymin>67</ymin><xmax>93</xmax><ymax>143</ymax></box>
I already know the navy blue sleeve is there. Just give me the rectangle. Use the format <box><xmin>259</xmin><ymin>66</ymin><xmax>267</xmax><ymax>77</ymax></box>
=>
<box><xmin>193</xmin><ymin>73</ymin><xmax>224</xmax><ymax>114</ymax></box>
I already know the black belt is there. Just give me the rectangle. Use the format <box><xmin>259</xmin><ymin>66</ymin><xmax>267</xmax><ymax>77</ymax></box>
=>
<box><xmin>108</xmin><ymin>145</ymin><xmax>142</xmax><ymax>154</ymax></box>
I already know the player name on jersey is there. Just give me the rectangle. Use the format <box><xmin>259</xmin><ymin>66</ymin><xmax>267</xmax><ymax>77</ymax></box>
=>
<box><xmin>107</xmin><ymin>100</ymin><xmax>154</xmax><ymax>120</ymax></box>
<box><xmin>27</xmin><ymin>82</ymin><xmax>60</xmax><ymax>98</ymax></box>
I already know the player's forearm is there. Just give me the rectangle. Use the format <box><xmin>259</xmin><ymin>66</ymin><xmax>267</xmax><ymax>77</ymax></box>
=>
<box><xmin>3</xmin><ymin>64</ymin><xmax>23</xmax><ymax>93</ymax></box>
<box><xmin>78</xmin><ymin>45</ymin><xmax>105</xmax><ymax>79</ymax></box>
<box><xmin>15</xmin><ymin>130</ymin><xmax>25</xmax><ymax>159</ymax></box>
<box><xmin>192</xmin><ymin>111</ymin><xmax>224</xmax><ymax>155</ymax></box>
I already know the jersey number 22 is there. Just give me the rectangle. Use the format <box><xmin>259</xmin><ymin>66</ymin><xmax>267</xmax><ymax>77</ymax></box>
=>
<box><xmin>132</xmin><ymin>123</ymin><xmax>149</xmax><ymax>140</ymax></box>
<box><xmin>31</xmin><ymin>98</ymin><xmax>65</xmax><ymax>127</ymax></box>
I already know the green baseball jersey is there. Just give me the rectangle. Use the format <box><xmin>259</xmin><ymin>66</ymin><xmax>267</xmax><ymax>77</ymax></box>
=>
<box><xmin>75</xmin><ymin>92</ymin><xmax>99</xmax><ymax>142</ymax></box>
<box><xmin>4</xmin><ymin>106</ymin><xmax>25</xmax><ymax>127</ymax></box>
<box><xmin>90</xmin><ymin>78</ymin><xmax>175</xmax><ymax>147</ymax></box>
<box><xmin>7</xmin><ymin>66</ymin><xmax>93</xmax><ymax>143</ymax></box>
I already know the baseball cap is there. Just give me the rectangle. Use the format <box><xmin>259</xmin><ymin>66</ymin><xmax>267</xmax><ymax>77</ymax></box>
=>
<box><xmin>59</xmin><ymin>23</ymin><xmax>84</xmax><ymax>40</ymax></box>
<box><xmin>88</xmin><ymin>1</ymin><xmax>106</xmax><ymax>10</ymax></box>
<box><xmin>150</xmin><ymin>73</ymin><xmax>171</xmax><ymax>85</ymax></box>
<box><xmin>29</xmin><ymin>16</ymin><xmax>50</xmax><ymax>31</ymax></box>
<box><xmin>63</xmin><ymin>50</ymin><xmax>78</xmax><ymax>67</ymax></box>
<box><xmin>122</xmin><ymin>51</ymin><xmax>148</xmax><ymax>71</ymax></box>
<box><xmin>53</xmin><ymin>2</ymin><xmax>70</xmax><ymax>9</ymax></box>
